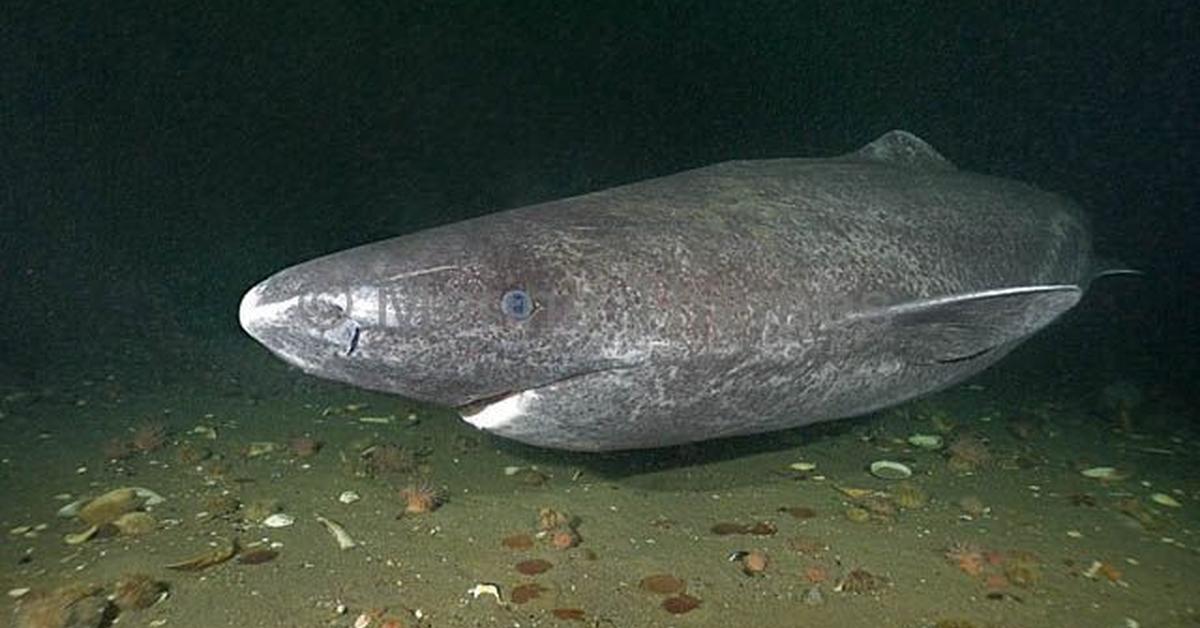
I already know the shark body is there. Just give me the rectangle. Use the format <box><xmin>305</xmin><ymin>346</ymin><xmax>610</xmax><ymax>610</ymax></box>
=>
<box><xmin>240</xmin><ymin>131</ymin><xmax>1099</xmax><ymax>451</ymax></box>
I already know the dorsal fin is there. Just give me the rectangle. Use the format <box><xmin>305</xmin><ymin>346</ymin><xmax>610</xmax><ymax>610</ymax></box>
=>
<box><xmin>850</xmin><ymin>130</ymin><xmax>956</xmax><ymax>172</ymax></box>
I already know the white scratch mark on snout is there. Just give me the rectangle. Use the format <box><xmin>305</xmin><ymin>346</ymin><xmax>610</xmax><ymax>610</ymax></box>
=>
<box><xmin>386</xmin><ymin>265</ymin><xmax>461</xmax><ymax>281</ymax></box>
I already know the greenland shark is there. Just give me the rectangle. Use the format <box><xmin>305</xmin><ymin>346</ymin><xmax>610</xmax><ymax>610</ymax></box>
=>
<box><xmin>240</xmin><ymin>130</ymin><xmax>1108</xmax><ymax>451</ymax></box>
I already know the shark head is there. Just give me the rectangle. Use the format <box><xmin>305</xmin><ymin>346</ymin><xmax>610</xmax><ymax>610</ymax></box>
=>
<box><xmin>238</xmin><ymin>214</ymin><xmax>655</xmax><ymax>444</ymax></box>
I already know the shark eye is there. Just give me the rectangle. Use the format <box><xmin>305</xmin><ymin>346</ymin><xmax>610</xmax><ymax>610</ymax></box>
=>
<box><xmin>500</xmin><ymin>289</ymin><xmax>534</xmax><ymax>320</ymax></box>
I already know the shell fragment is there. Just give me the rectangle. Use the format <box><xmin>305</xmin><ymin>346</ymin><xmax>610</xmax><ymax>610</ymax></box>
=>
<box><xmin>907</xmin><ymin>433</ymin><xmax>944</xmax><ymax>450</ymax></box>
<box><xmin>869</xmin><ymin>460</ymin><xmax>913</xmax><ymax>480</ymax></box>
<box><xmin>315</xmin><ymin>514</ymin><xmax>357</xmax><ymax>550</ymax></box>
<box><xmin>467</xmin><ymin>582</ymin><xmax>502</xmax><ymax>602</ymax></box>
<box><xmin>132</xmin><ymin>487</ymin><xmax>167</xmax><ymax>506</ymax></box>
<box><xmin>1081</xmin><ymin>466</ymin><xmax>1126</xmax><ymax>480</ymax></box>
<box><xmin>262</xmin><ymin>513</ymin><xmax>295</xmax><ymax>528</ymax></box>
<box><xmin>1150</xmin><ymin>493</ymin><xmax>1181</xmax><ymax>508</ymax></box>
<box><xmin>64</xmin><ymin>525</ymin><xmax>100</xmax><ymax>545</ymax></box>
<box><xmin>191</xmin><ymin>425</ymin><xmax>218</xmax><ymax>440</ymax></box>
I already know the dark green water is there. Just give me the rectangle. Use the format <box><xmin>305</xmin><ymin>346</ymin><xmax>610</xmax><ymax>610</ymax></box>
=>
<box><xmin>2</xmin><ymin>3</ymin><xmax>1194</xmax><ymax>387</ymax></box>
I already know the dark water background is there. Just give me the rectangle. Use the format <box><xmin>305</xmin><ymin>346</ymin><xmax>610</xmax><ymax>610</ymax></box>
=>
<box><xmin>2</xmin><ymin>3</ymin><xmax>1196</xmax><ymax>403</ymax></box>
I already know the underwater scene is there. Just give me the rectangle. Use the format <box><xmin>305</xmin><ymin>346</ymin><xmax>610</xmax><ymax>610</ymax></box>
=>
<box><xmin>2</xmin><ymin>3</ymin><xmax>1197</xmax><ymax>628</ymax></box>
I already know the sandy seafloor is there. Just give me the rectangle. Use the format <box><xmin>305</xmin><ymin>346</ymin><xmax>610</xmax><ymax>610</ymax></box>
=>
<box><xmin>1</xmin><ymin>341</ymin><xmax>1197</xmax><ymax>628</ymax></box>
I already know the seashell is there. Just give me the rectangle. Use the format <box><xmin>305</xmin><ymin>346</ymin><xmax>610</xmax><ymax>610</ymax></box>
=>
<box><xmin>166</xmin><ymin>538</ymin><xmax>238</xmax><ymax>571</ymax></box>
<box><xmin>337</xmin><ymin>491</ymin><xmax>361</xmax><ymax>504</ymax></box>
<box><xmin>57</xmin><ymin>498</ymin><xmax>88</xmax><ymax>519</ymax></box>
<box><xmin>191</xmin><ymin>425</ymin><xmax>218</xmax><ymax>439</ymax></box>
<box><xmin>869</xmin><ymin>460</ymin><xmax>913</xmax><ymax>480</ymax></box>
<box><xmin>1080</xmin><ymin>466</ymin><xmax>1127</xmax><ymax>480</ymax></box>
<box><xmin>131</xmin><ymin>487</ymin><xmax>167</xmax><ymax>506</ymax></box>
<box><xmin>788</xmin><ymin>461</ymin><xmax>817</xmax><ymax>471</ymax></box>
<box><xmin>261</xmin><ymin>513</ymin><xmax>295</xmax><ymax>528</ymax></box>
<box><xmin>1150</xmin><ymin>493</ymin><xmax>1181</xmax><ymax>508</ymax></box>
<box><xmin>79</xmin><ymin>488</ymin><xmax>141</xmax><ymax>525</ymax></box>
<box><xmin>907</xmin><ymin>433</ymin><xmax>944</xmax><ymax>450</ymax></box>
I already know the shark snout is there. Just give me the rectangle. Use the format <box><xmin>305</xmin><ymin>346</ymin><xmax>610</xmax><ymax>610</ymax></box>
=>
<box><xmin>240</xmin><ymin>272</ymin><xmax>383</xmax><ymax>377</ymax></box>
<box><xmin>237</xmin><ymin>283</ymin><xmax>267</xmax><ymax>338</ymax></box>
<box><xmin>238</xmin><ymin>280</ymin><xmax>311</xmax><ymax>367</ymax></box>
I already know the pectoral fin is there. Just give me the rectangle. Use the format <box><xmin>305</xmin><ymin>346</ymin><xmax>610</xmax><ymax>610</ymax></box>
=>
<box><xmin>850</xmin><ymin>285</ymin><xmax>1082</xmax><ymax>364</ymax></box>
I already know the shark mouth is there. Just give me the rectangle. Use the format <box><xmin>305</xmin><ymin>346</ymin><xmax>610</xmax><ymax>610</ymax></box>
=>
<box><xmin>455</xmin><ymin>364</ymin><xmax>637</xmax><ymax>432</ymax></box>
<box><xmin>457</xmin><ymin>388</ymin><xmax>526</xmax><ymax>419</ymax></box>
<box><xmin>457</xmin><ymin>389</ymin><xmax>541</xmax><ymax>430</ymax></box>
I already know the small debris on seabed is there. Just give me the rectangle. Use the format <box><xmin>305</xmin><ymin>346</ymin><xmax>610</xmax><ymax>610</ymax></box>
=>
<box><xmin>1149</xmin><ymin>492</ymin><xmax>1181</xmax><ymax>508</ymax></box>
<box><xmin>261</xmin><ymin>513</ymin><xmax>295</xmax><ymax>528</ymax></box>
<box><xmin>166</xmin><ymin>538</ymin><xmax>238</xmax><ymax>571</ymax></box>
<box><xmin>467</xmin><ymin>582</ymin><xmax>502</xmax><ymax>603</ymax></box>
<box><xmin>315</xmin><ymin>513</ymin><xmax>357</xmax><ymax>549</ymax></box>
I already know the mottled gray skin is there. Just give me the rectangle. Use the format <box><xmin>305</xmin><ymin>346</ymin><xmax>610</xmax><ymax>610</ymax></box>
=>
<box><xmin>240</xmin><ymin>131</ymin><xmax>1094</xmax><ymax>451</ymax></box>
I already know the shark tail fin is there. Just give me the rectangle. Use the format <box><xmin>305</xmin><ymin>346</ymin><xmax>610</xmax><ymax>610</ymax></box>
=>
<box><xmin>1092</xmin><ymin>258</ymin><xmax>1144</xmax><ymax>281</ymax></box>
